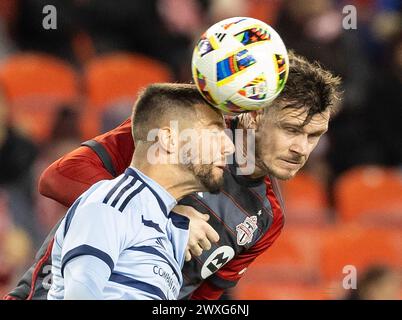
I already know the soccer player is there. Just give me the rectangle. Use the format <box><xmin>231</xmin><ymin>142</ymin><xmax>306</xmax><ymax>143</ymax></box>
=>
<box><xmin>5</xmin><ymin>52</ymin><xmax>341</xmax><ymax>300</ymax></box>
<box><xmin>47</xmin><ymin>83</ymin><xmax>235</xmax><ymax>299</ymax></box>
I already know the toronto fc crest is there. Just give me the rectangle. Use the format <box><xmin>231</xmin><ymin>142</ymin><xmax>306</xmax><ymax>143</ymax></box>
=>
<box><xmin>236</xmin><ymin>216</ymin><xmax>258</xmax><ymax>246</ymax></box>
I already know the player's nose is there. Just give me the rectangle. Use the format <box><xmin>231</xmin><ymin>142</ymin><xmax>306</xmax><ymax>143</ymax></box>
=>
<box><xmin>290</xmin><ymin>136</ymin><xmax>309</xmax><ymax>157</ymax></box>
<box><xmin>221</xmin><ymin>131</ymin><xmax>235</xmax><ymax>157</ymax></box>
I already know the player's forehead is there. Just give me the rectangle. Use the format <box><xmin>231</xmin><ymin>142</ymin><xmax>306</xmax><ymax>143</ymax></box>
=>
<box><xmin>277</xmin><ymin>106</ymin><xmax>330</xmax><ymax>130</ymax></box>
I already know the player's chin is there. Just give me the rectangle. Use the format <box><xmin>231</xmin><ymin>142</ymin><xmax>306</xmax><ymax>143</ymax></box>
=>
<box><xmin>203</xmin><ymin>166</ymin><xmax>225</xmax><ymax>194</ymax></box>
<box><xmin>271</xmin><ymin>166</ymin><xmax>300</xmax><ymax>181</ymax></box>
<box><xmin>212</xmin><ymin>165</ymin><xmax>225</xmax><ymax>176</ymax></box>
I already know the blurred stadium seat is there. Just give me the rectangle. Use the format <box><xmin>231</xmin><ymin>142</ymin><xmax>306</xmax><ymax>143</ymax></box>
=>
<box><xmin>0</xmin><ymin>53</ymin><xmax>79</xmax><ymax>143</ymax></box>
<box><xmin>233</xmin><ymin>223</ymin><xmax>401</xmax><ymax>299</ymax></box>
<box><xmin>280</xmin><ymin>172</ymin><xmax>330</xmax><ymax>225</ymax></box>
<box><xmin>234</xmin><ymin>282</ymin><xmax>334</xmax><ymax>300</ymax></box>
<box><xmin>232</xmin><ymin>225</ymin><xmax>337</xmax><ymax>299</ymax></box>
<box><xmin>80</xmin><ymin>52</ymin><xmax>172</xmax><ymax>138</ymax></box>
<box><xmin>236</xmin><ymin>226</ymin><xmax>332</xmax><ymax>285</ymax></box>
<box><xmin>320</xmin><ymin>224</ymin><xmax>402</xmax><ymax>284</ymax></box>
<box><xmin>334</xmin><ymin>166</ymin><xmax>402</xmax><ymax>227</ymax></box>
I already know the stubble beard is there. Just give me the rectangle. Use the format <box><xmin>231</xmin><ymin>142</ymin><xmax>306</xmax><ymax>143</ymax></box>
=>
<box><xmin>186</xmin><ymin>163</ymin><xmax>224</xmax><ymax>194</ymax></box>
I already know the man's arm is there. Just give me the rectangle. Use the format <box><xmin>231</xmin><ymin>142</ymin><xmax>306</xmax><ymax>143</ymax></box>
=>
<box><xmin>39</xmin><ymin>147</ymin><xmax>114</xmax><ymax>207</ymax></box>
<box><xmin>63</xmin><ymin>256</ymin><xmax>110</xmax><ymax>300</ymax></box>
<box><xmin>39</xmin><ymin>118</ymin><xmax>134</xmax><ymax>207</ymax></box>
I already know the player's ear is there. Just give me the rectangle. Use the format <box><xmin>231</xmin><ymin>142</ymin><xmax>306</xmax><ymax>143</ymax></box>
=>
<box><xmin>247</xmin><ymin>111</ymin><xmax>262</xmax><ymax>130</ymax></box>
<box><xmin>157</xmin><ymin>126</ymin><xmax>177</xmax><ymax>154</ymax></box>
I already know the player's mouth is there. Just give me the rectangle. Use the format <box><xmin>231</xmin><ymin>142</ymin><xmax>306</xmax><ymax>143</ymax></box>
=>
<box><xmin>212</xmin><ymin>160</ymin><xmax>227</xmax><ymax>170</ymax></box>
<box><xmin>280</xmin><ymin>158</ymin><xmax>302</xmax><ymax>168</ymax></box>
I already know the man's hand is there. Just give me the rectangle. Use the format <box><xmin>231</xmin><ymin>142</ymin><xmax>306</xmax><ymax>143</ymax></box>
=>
<box><xmin>173</xmin><ymin>205</ymin><xmax>220</xmax><ymax>261</ymax></box>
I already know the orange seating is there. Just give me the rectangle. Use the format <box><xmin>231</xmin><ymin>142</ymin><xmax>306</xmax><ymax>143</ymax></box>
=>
<box><xmin>81</xmin><ymin>53</ymin><xmax>172</xmax><ymax>138</ymax></box>
<box><xmin>241</xmin><ymin>226</ymin><xmax>331</xmax><ymax>284</ymax></box>
<box><xmin>0</xmin><ymin>53</ymin><xmax>79</xmax><ymax>142</ymax></box>
<box><xmin>334</xmin><ymin>166</ymin><xmax>402</xmax><ymax>227</ymax></box>
<box><xmin>280</xmin><ymin>172</ymin><xmax>330</xmax><ymax>225</ymax></box>
<box><xmin>234</xmin><ymin>224</ymin><xmax>401</xmax><ymax>299</ymax></box>
<box><xmin>320</xmin><ymin>224</ymin><xmax>402</xmax><ymax>283</ymax></box>
<box><xmin>234</xmin><ymin>282</ymin><xmax>336</xmax><ymax>300</ymax></box>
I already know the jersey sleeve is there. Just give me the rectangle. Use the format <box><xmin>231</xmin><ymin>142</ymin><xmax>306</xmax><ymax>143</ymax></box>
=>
<box><xmin>60</xmin><ymin>201</ymin><xmax>128</xmax><ymax>279</ymax></box>
<box><xmin>63</xmin><ymin>255</ymin><xmax>111</xmax><ymax>299</ymax></box>
<box><xmin>38</xmin><ymin>118</ymin><xmax>134</xmax><ymax>207</ymax></box>
<box><xmin>191</xmin><ymin>177</ymin><xmax>285</xmax><ymax>298</ymax></box>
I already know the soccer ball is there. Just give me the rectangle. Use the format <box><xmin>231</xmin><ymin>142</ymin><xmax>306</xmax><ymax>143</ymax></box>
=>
<box><xmin>192</xmin><ymin>17</ymin><xmax>289</xmax><ymax>114</ymax></box>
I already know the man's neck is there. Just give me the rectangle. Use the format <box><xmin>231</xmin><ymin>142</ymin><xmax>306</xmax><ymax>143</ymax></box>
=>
<box><xmin>131</xmin><ymin>160</ymin><xmax>204</xmax><ymax>201</ymax></box>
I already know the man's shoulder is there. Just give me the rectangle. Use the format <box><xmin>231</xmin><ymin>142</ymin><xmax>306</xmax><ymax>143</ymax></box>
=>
<box><xmin>81</xmin><ymin>173</ymin><xmax>164</xmax><ymax>221</ymax></box>
<box><xmin>92</xmin><ymin>118</ymin><xmax>134</xmax><ymax>175</ymax></box>
<box><xmin>77</xmin><ymin>174</ymin><xmax>140</xmax><ymax>212</ymax></box>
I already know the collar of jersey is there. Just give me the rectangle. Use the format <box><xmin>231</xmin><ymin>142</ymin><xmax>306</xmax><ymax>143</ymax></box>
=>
<box><xmin>125</xmin><ymin>166</ymin><xmax>177</xmax><ymax>216</ymax></box>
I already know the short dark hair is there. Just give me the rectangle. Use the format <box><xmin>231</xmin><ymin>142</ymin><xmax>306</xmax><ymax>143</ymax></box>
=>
<box><xmin>131</xmin><ymin>83</ymin><xmax>210</xmax><ymax>142</ymax></box>
<box><xmin>268</xmin><ymin>51</ymin><xmax>343</xmax><ymax>123</ymax></box>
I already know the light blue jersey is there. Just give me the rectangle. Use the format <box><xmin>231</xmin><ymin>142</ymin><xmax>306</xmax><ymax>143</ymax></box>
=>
<box><xmin>48</xmin><ymin>167</ymin><xmax>189</xmax><ymax>300</ymax></box>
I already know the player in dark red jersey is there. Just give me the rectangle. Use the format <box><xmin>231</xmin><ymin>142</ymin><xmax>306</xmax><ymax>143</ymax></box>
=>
<box><xmin>5</xmin><ymin>52</ymin><xmax>341</xmax><ymax>300</ymax></box>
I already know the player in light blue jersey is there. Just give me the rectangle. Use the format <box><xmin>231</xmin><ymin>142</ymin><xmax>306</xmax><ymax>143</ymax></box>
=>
<box><xmin>48</xmin><ymin>83</ymin><xmax>235</xmax><ymax>300</ymax></box>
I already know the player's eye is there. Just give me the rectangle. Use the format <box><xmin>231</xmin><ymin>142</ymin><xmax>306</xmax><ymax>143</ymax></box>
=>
<box><xmin>285</xmin><ymin>127</ymin><xmax>299</xmax><ymax>134</ymax></box>
<box><xmin>210</xmin><ymin>129</ymin><xmax>221</xmax><ymax>135</ymax></box>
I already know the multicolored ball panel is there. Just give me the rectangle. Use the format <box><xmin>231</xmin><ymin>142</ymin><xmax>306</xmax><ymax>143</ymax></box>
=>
<box><xmin>216</xmin><ymin>49</ymin><xmax>256</xmax><ymax>83</ymax></box>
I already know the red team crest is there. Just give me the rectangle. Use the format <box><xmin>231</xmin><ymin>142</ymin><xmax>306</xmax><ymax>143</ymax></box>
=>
<box><xmin>236</xmin><ymin>216</ymin><xmax>258</xmax><ymax>246</ymax></box>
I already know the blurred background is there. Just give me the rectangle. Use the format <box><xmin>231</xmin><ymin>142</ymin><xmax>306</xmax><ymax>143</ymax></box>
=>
<box><xmin>0</xmin><ymin>0</ymin><xmax>401</xmax><ymax>300</ymax></box>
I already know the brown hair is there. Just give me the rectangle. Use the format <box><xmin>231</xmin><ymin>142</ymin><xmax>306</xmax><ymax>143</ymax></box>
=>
<box><xmin>267</xmin><ymin>51</ymin><xmax>343</xmax><ymax>123</ymax></box>
<box><xmin>131</xmin><ymin>83</ymin><xmax>213</xmax><ymax>142</ymax></box>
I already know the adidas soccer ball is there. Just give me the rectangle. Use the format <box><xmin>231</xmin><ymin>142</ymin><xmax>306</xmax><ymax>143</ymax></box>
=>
<box><xmin>192</xmin><ymin>17</ymin><xmax>289</xmax><ymax>114</ymax></box>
